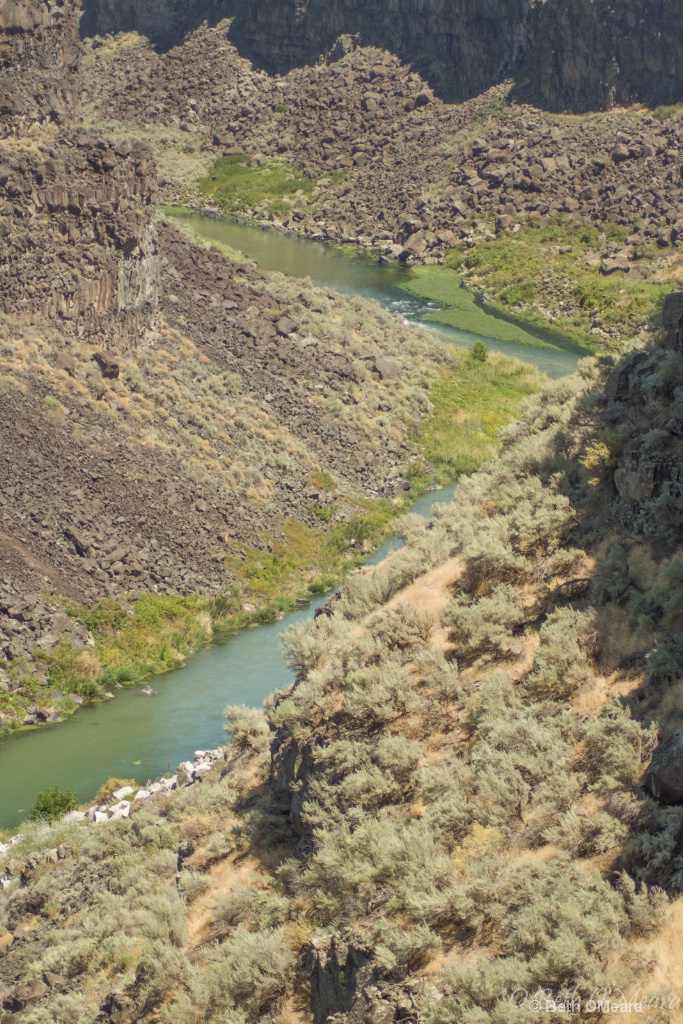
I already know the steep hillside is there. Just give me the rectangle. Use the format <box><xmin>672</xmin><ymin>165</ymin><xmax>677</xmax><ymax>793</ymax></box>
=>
<box><xmin>3</xmin><ymin>309</ymin><xmax>683</xmax><ymax>1022</ymax></box>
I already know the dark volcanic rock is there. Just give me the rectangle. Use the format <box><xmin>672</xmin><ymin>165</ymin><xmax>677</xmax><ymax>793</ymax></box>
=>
<box><xmin>645</xmin><ymin>732</ymin><xmax>683</xmax><ymax>803</ymax></box>
<box><xmin>82</xmin><ymin>0</ymin><xmax>683</xmax><ymax>112</ymax></box>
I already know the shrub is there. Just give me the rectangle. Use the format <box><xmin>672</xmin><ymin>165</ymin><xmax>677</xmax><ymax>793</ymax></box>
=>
<box><xmin>136</xmin><ymin>941</ymin><xmax>192</xmax><ymax>1014</ymax></box>
<box><xmin>342</xmin><ymin>662</ymin><xmax>425</xmax><ymax>727</ymax></box>
<box><xmin>470</xmin><ymin>339</ymin><xmax>488</xmax><ymax>362</ymax></box>
<box><xmin>527</xmin><ymin>608</ymin><xmax>597</xmax><ymax>698</ymax></box>
<box><xmin>581</xmin><ymin>701</ymin><xmax>657</xmax><ymax>793</ymax></box>
<box><xmin>225</xmin><ymin>704</ymin><xmax>270</xmax><ymax>752</ymax></box>
<box><xmin>371</xmin><ymin>920</ymin><xmax>442</xmax><ymax>977</ymax></box>
<box><xmin>29</xmin><ymin>787</ymin><xmax>78</xmax><ymax>822</ymax></box>
<box><xmin>177</xmin><ymin>870</ymin><xmax>210</xmax><ymax>904</ymax></box>
<box><xmin>646</xmin><ymin>636</ymin><xmax>683</xmax><ymax>689</ymax></box>
<box><xmin>368</xmin><ymin>602</ymin><xmax>433</xmax><ymax>653</ymax></box>
<box><xmin>444</xmin><ymin>584</ymin><xmax>527</xmax><ymax>663</ymax></box>
<box><xmin>202</xmin><ymin>926</ymin><xmax>295</xmax><ymax>1016</ymax></box>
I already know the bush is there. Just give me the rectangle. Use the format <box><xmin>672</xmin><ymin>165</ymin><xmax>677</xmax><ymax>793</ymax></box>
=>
<box><xmin>372</xmin><ymin>920</ymin><xmax>442</xmax><ymax>977</ymax></box>
<box><xmin>29</xmin><ymin>787</ymin><xmax>78</xmax><ymax>822</ymax></box>
<box><xmin>369</xmin><ymin>602</ymin><xmax>433</xmax><ymax>653</ymax></box>
<box><xmin>444</xmin><ymin>584</ymin><xmax>528</xmax><ymax>663</ymax></box>
<box><xmin>225</xmin><ymin>704</ymin><xmax>270</xmax><ymax>752</ymax></box>
<box><xmin>470</xmin><ymin>339</ymin><xmax>488</xmax><ymax>362</ymax></box>
<box><xmin>581</xmin><ymin>701</ymin><xmax>657</xmax><ymax>793</ymax></box>
<box><xmin>202</xmin><ymin>926</ymin><xmax>295</xmax><ymax>1016</ymax></box>
<box><xmin>527</xmin><ymin>608</ymin><xmax>597</xmax><ymax>698</ymax></box>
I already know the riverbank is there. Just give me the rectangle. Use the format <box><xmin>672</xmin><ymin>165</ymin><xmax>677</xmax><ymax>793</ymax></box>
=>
<box><xmin>0</xmin><ymin>337</ymin><xmax>545</xmax><ymax>745</ymax></box>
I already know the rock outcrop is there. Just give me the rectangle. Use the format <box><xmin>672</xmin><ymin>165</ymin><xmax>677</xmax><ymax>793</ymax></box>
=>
<box><xmin>0</xmin><ymin>0</ymin><xmax>81</xmax><ymax>130</ymax></box>
<box><xmin>0</xmin><ymin>134</ymin><xmax>159</xmax><ymax>346</ymax></box>
<box><xmin>645</xmin><ymin>731</ymin><xmax>683</xmax><ymax>803</ymax></box>
<box><xmin>80</xmin><ymin>0</ymin><xmax>683</xmax><ymax>112</ymax></box>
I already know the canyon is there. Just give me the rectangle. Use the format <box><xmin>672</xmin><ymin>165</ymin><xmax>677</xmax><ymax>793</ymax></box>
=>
<box><xmin>2</xmin><ymin>2</ymin><xmax>683</xmax><ymax>1023</ymax></box>
<box><xmin>81</xmin><ymin>0</ymin><xmax>683</xmax><ymax>112</ymax></box>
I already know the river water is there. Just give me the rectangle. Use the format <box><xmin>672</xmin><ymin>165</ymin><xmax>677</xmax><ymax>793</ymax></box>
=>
<box><xmin>0</xmin><ymin>218</ymin><xmax>581</xmax><ymax>828</ymax></box>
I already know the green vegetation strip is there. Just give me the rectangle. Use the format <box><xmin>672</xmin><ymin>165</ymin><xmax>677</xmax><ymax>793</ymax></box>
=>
<box><xmin>444</xmin><ymin>217</ymin><xmax>668</xmax><ymax>349</ymax></box>
<box><xmin>198</xmin><ymin>155</ymin><xmax>314</xmax><ymax>216</ymax></box>
<box><xmin>410</xmin><ymin>344</ymin><xmax>545</xmax><ymax>483</ymax></box>
<box><xmin>0</xmin><ymin>594</ymin><xmax>289</xmax><ymax>737</ymax></box>
<box><xmin>398</xmin><ymin>266</ymin><xmax>566</xmax><ymax>349</ymax></box>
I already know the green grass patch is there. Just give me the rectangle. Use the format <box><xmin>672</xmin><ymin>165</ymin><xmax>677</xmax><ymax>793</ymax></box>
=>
<box><xmin>653</xmin><ymin>102</ymin><xmax>683</xmax><ymax>121</ymax></box>
<box><xmin>411</xmin><ymin>347</ymin><xmax>545</xmax><ymax>483</ymax></box>
<box><xmin>399</xmin><ymin>266</ymin><xmax>568</xmax><ymax>349</ymax></box>
<box><xmin>0</xmin><ymin>592</ymin><xmax>293</xmax><ymax>737</ymax></box>
<box><xmin>198</xmin><ymin>155</ymin><xmax>314</xmax><ymax>215</ymax></box>
<box><xmin>80</xmin><ymin>594</ymin><xmax>211</xmax><ymax>687</ymax></box>
<box><xmin>227</xmin><ymin>499</ymin><xmax>407</xmax><ymax>604</ymax></box>
<box><xmin>311</xmin><ymin>469</ymin><xmax>337</xmax><ymax>492</ymax></box>
<box><xmin>444</xmin><ymin>218</ymin><xmax>667</xmax><ymax>348</ymax></box>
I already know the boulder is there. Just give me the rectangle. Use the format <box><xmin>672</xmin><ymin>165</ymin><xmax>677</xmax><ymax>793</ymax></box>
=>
<box><xmin>63</xmin><ymin>810</ymin><xmax>86</xmax><ymax>822</ymax></box>
<box><xmin>604</xmin><ymin>351</ymin><xmax>648</xmax><ymax>403</ymax></box>
<box><xmin>276</xmin><ymin>316</ymin><xmax>297</xmax><ymax>336</ymax></box>
<box><xmin>662</xmin><ymin>291</ymin><xmax>683</xmax><ymax>348</ymax></box>
<box><xmin>112</xmin><ymin>785</ymin><xmax>134</xmax><ymax>800</ymax></box>
<box><xmin>108</xmin><ymin>800</ymin><xmax>131</xmax><ymax>819</ymax></box>
<box><xmin>645</xmin><ymin>732</ymin><xmax>683</xmax><ymax>803</ymax></box>
<box><xmin>55</xmin><ymin>352</ymin><xmax>77</xmax><ymax>376</ymax></box>
<box><xmin>3</xmin><ymin>979</ymin><xmax>49</xmax><ymax>1011</ymax></box>
<box><xmin>372</xmin><ymin>356</ymin><xmax>400</xmax><ymax>381</ymax></box>
<box><xmin>92</xmin><ymin>351</ymin><xmax>120</xmax><ymax>379</ymax></box>
<box><xmin>176</xmin><ymin>761</ymin><xmax>195</xmax><ymax>786</ymax></box>
<box><xmin>600</xmin><ymin>256</ymin><xmax>630</xmax><ymax>275</ymax></box>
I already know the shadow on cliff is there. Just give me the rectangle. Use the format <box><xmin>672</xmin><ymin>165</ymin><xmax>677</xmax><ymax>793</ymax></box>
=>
<box><xmin>78</xmin><ymin>0</ymin><xmax>507</xmax><ymax>103</ymax></box>
<box><xmin>535</xmin><ymin>298</ymin><xmax>683</xmax><ymax>896</ymax></box>
<box><xmin>79</xmin><ymin>0</ymin><xmax>683</xmax><ymax>112</ymax></box>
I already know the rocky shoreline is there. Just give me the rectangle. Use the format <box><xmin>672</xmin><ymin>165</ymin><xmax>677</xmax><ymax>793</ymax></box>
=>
<box><xmin>0</xmin><ymin>746</ymin><xmax>226</xmax><ymax>883</ymax></box>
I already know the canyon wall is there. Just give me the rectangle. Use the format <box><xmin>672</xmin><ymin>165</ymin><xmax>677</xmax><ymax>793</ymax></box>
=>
<box><xmin>517</xmin><ymin>0</ymin><xmax>683</xmax><ymax>112</ymax></box>
<box><xmin>0</xmin><ymin>0</ymin><xmax>159</xmax><ymax>346</ymax></box>
<box><xmin>80</xmin><ymin>0</ymin><xmax>683</xmax><ymax>112</ymax></box>
<box><xmin>0</xmin><ymin>0</ymin><xmax>81</xmax><ymax>130</ymax></box>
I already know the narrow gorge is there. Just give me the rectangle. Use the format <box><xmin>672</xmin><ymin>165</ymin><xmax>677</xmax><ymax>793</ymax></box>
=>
<box><xmin>2</xmin><ymin>1</ymin><xmax>683</xmax><ymax>1022</ymax></box>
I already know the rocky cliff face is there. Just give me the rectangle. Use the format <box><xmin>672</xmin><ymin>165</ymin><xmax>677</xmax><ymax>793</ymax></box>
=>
<box><xmin>79</xmin><ymin>0</ymin><xmax>229</xmax><ymax>48</ymax></box>
<box><xmin>518</xmin><ymin>0</ymin><xmax>683</xmax><ymax>112</ymax></box>
<box><xmin>0</xmin><ymin>0</ymin><xmax>159</xmax><ymax>344</ymax></box>
<box><xmin>80</xmin><ymin>0</ymin><xmax>683</xmax><ymax>111</ymax></box>
<box><xmin>228</xmin><ymin>0</ymin><xmax>529</xmax><ymax>103</ymax></box>
<box><xmin>0</xmin><ymin>0</ymin><xmax>81</xmax><ymax>130</ymax></box>
<box><xmin>0</xmin><ymin>135</ymin><xmax>159</xmax><ymax>346</ymax></box>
